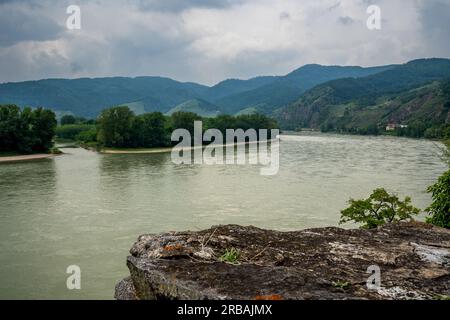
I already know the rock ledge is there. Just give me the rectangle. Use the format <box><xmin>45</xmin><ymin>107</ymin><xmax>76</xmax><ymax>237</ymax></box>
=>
<box><xmin>115</xmin><ymin>222</ymin><xmax>450</xmax><ymax>300</ymax></box>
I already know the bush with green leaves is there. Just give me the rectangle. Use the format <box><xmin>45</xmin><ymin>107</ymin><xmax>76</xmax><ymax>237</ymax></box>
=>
<box><xmin>340</xmin><ymin>188</ymin><xmax>420</xmax><ymax>229</ymax></box>
<box><xmin>426</xmin><ymin>169</ymin><xmax>450</xmax><ymax>229</ymax></box>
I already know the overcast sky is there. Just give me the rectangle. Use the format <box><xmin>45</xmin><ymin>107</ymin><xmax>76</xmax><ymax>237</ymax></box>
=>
<box><xmin>0</xmin><ymin>0</ymin><xmax>449</xmax><ymax>85</ymax></box>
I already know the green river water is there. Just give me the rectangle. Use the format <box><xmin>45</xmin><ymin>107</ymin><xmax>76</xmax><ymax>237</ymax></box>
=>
<box><xmin>0</xmin><ymin>133</ymin><xmax>447</xmax><ymax>299</ymax></box>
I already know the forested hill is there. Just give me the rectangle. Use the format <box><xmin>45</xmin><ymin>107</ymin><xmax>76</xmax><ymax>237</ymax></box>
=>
<box><xmin>0</xmin><ymin>64</ymin><xmax>394</xmax><ymax>118</ymax></box>
<box><xmin>276</xmin><ymin>58</ymin><xmax>450</xmax><ymax>136</ymax></box>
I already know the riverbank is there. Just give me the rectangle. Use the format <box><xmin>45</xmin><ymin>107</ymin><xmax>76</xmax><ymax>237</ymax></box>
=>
<box><xmin>99</xmin><ymin>138</ymin><xmax>278</xmax><ymax>154</ymax></box>
<box><xmin>116</xmin><ymin>222</ymin><xmax>450</xmax><ymax>300</ymax></box>
<box><xmin>0</xmin><ymin>153</ymin><xmax>58</xmax><ymax>163</ymax></box>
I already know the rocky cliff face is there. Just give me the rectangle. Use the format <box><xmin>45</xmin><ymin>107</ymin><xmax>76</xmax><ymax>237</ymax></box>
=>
<box><xmin>115</xmin><ymin>222</ymin><xmax>450</xmax><ymax>300</ymax></box>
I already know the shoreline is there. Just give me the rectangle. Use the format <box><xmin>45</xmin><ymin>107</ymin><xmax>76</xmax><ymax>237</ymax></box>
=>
<box><xmin>0</xmin><ymin>153</ymin><xmax>58</xmax><ymax>163</ymax></box>
<box><xmin>99</xmin><ymin>138</ymin><xmax>279</xmax><ymax>154</ymax></box>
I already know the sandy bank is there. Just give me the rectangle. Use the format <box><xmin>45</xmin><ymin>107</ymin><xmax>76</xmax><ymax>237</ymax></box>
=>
<box><xmin>100</xmin><ymin>138</ymin><xmax>279</xmax><ymax>154</ymax></box>
<box><xmin>0</xmin><ymin>153</ymin><xmax>57</xmax><ymax>163</ymax></box>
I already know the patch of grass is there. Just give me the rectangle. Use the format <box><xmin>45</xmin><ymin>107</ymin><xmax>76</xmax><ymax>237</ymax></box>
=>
<box><xmin>332</xmin><ymin>280</ymin><xmax>351</xmax><ymax>290</ymax></box>
<box><xmin>219</xmin><ymin>248</ymin><xmax>240</xmax><ymax>265</ymax></box>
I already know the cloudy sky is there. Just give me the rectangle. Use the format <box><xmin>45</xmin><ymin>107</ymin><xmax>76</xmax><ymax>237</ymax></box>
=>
<box><xmin>0</xmin><ymin>0</ymin><xmax>449</xmax><ymax>85</ymax></box>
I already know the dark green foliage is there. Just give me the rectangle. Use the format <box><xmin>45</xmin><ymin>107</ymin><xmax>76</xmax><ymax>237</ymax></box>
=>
<box><xmin>395</xmin><ymin>121</ymin><xmax>428</xmax><ymax>138</ymax></box>
<box><xmin>169</xmin><ymin>111</ymin><xmax>202</xmax><ymax>135</ymax></box>
<box><xmin>60</xmin><ymin>115</ymin><xmax>76</xmax><ymax>125</ymax></box>
<box><xmin>0</xmin><ymin>104</ymin><xmax>57</xmax><ymax>154</ymax></box>
<box><xmin>426</xmin><ymin>169</ymin><xmax>450</xmax><ymax>229</ymax></box>
<box><xmin>97</xmin><ymin>106</ymin><xmax>134</xmax><ymax>147</ymax></box>
<box><xmin>0</xmin><ymin>104</ymin><xmax>21</xmax><ymax>152</ymax></box>
<box><xmin>75</xmin><ymin>127</ymin><xmax>97</xmax><ymax>143</ymax></box>
<box><xmin>130</xmin><ymin>112</ymin><xmax>167</xmax><ymax>148</ymax></box>
<box><xmin>56</xmin><ymin>124</ymin><xmax>96</xmax><ymax>141</ymax></box>
<box><xmin>96</xmin><ymin>106</ymin><xmax>278</xmax><ymax>148</ymax></box>
<box><xmin>340</xmin><ymin>188</ymin><xmax>420</xmax><ymax>229</ymax></box>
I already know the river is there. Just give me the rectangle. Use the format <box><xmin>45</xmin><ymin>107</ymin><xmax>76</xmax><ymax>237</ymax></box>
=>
<box><xmin>0</xmin><ymin>133</ymin><xmax>447</xmax><ymax>299</ymax></box>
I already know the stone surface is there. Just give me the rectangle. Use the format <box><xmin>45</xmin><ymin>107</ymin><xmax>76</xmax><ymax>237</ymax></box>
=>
<box><xmin>116</xmin><ymin>222</ymin><xmax>450</xmax><ymax>300</ymax></box>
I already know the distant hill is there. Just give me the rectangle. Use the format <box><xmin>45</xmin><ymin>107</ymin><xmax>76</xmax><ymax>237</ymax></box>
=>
<box><xmin>276</xmin><ymin>59</ymin><xmax>450</xmax><ymax>132</ymax></box>
<box><xmin>165</xmin><ymin>99</ymin><xmax>222</xmax><ymax>117</ymax></box>
<box><xmin>202</xmin><ymin>76</ymin><xmax>277</xmax><ymax>101</ymax></box>
<box><xmin>213</xmin><ymin>64</ymin><xmax>395</xmax><ymax>115</ymax></box>
<box><xmin>0</xmin><ymin>76</ymin><xmax>208</xmax><ymax>118</ymax></box>
<box><xmin>0</xmin><ymin>63</ymin><xmax>395</xmax><ymax>118</ymax></box>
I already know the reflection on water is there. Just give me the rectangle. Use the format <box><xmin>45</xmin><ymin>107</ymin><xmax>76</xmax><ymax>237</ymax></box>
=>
<box><xmin>0</xmin><ymin>133</ymin><xmax>447</xmax><ymax>299</ymax></box>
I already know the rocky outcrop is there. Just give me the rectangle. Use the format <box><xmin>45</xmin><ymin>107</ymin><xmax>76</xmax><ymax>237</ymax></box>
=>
<box><xmin>115</xmin><ymin>222</ymin><xmax>450</xmax><ymax>300</ymax></box>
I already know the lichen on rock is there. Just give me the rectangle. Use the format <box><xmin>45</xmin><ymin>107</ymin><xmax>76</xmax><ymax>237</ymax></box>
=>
<box><xmin>115</xmin><ymin>222</ymin><xmax>450</xmax><ymax>300</ymax></box>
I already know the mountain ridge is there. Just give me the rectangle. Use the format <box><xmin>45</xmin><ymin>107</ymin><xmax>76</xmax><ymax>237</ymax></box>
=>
<box><xmin>0</xmin><ymin>62</ymin><xmax>399</xmax><ymax>118</ymax></box>
<box><xmin>276</xmin><ymin>58</ymin><xmax>450</xmax><ymax>135</ymax></box>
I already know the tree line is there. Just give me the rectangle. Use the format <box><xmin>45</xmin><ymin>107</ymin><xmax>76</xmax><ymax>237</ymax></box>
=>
<box><xmin>0</xmin><ymin>104</ymin><xmax>57</xmax><ymax>154</ymax></box>
<box><xmin>95</xmin><ymin>106</ymin><xmax>278</xmax><ymax>148</ymax></box>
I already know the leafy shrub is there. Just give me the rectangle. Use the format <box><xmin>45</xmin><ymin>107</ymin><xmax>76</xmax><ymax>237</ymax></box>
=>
<box><xmin>56</xmin><ymin>124</ymin><xmax>95</xmax><ymax>140</ymax></box>
<box><xmin>426</xmin><ymin>169</ymin><xmax>450</xmax><ymax>229</ymax></box>
<box><xmin>75</xmin><ymin>127</ymin><xmax>97</xmax><ymax>143</ymax></box>
<box><xmin>60</xmin><ymin>115</ymin><xmax>76</xmax><ymax>125</ymax></box>
<box><xmin>340</xmin><ymin>188</ymin><xmax>420</xmax><ymax>229</ymax></box>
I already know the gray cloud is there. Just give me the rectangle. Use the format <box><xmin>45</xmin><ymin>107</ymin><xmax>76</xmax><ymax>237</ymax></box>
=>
<box><xmin>0</xmin><ymin>3</ymin><xmax>63</xmax><ymax>47</ymax></box>
<box><xmin>279</xmin><ymin>11</ymin><xmax>290</xmax><ymax>20</ymax></box>
<box><xmin>419</xmin><ymin>0</ymin><xmax>450</xmax><ymax>57</ymax></box>
<box><xmin>0</xmin><ymin>0</ymin><xmax>449</xmax><ymax>85</ymax></box>
<box><xmin>134</xmin><ymin>0</ymin><xmax>242</xmax><ymax>12</ymax></box>
<box><xmin>338</xmin><ymin>16</ymin><xmax>354</xmax><ymax>25</ymax></box>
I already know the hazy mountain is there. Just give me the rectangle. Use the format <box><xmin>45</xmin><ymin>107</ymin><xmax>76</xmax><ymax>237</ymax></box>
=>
<box><xmin>213</xmin><ymin>64</ymin><xmax>396</xmax><ymax>115</ymax></box>
<box><xmin>276</xmin><ymin>58</ymin><xmax>450</xmax><ymax>131</ymax></box>
<box><xmin>165</xmin><ymin>99</ymin><xmax>222</xmax><ymax>117</ymax></box>
<box><xmin>0</xmin><ymin>76</ymin><xmax>208</xmax><ymax>118</ymax></box>
<box><xmin>203</xmin><ymin>76</ymin><xmax>277</xmax><ymax>101</ymax></box>
<box><xmin>0</xmin><ymin>63</ymin><xmax>395</xmax><ymax>118</ymax></box>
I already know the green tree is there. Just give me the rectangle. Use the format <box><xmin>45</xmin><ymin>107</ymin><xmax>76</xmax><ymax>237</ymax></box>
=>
<box><xmin>75</xmin><ymin>127</ymin><xmax>97</xmax><ymax>143</ymax></box>
<box><xmin>29</xmin><ymin>107</ymin><xmax>57</xmax><ymax>152</ymax></box>
<box><xmin>340</xmin><ymin>188</ymin><xmax>420</xmax><ymax>229</ymax></box>
<box><xmin>0</xmin><ymin>105</ymin><xmax>56</xmax><ymax>154</ymax></box>
<box><xmin>170</xmin><ymin>111</ymin><xmax>201</xmax><ymax>135</ymax></box>
<box><xmin>426</xmin><ymin>170</ymin><xmax>450</xmax><ymax>228</ymax></box>
<box><xmin>0</xmin><ymin>104</ymin><xmax>21</xmax><ymax>151</ymax></box>
<box><xmin>97</xmin><ymin>106</ymin><xmax>134</xmax><ymax>147</ymax></box>
<box><xmin>132</xmin><ymin>112</ymin><xmax>168</xmax><ymax>147</ymax></box>
<box><xmin>56</xmin><ymin>124</ymin><xmax>95</xmax><ymax>140</ymax></box>
<box><xmin>60</xmin><ymin>115</ymin><xmax>76</xmax><ymax>125</ymax></box>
